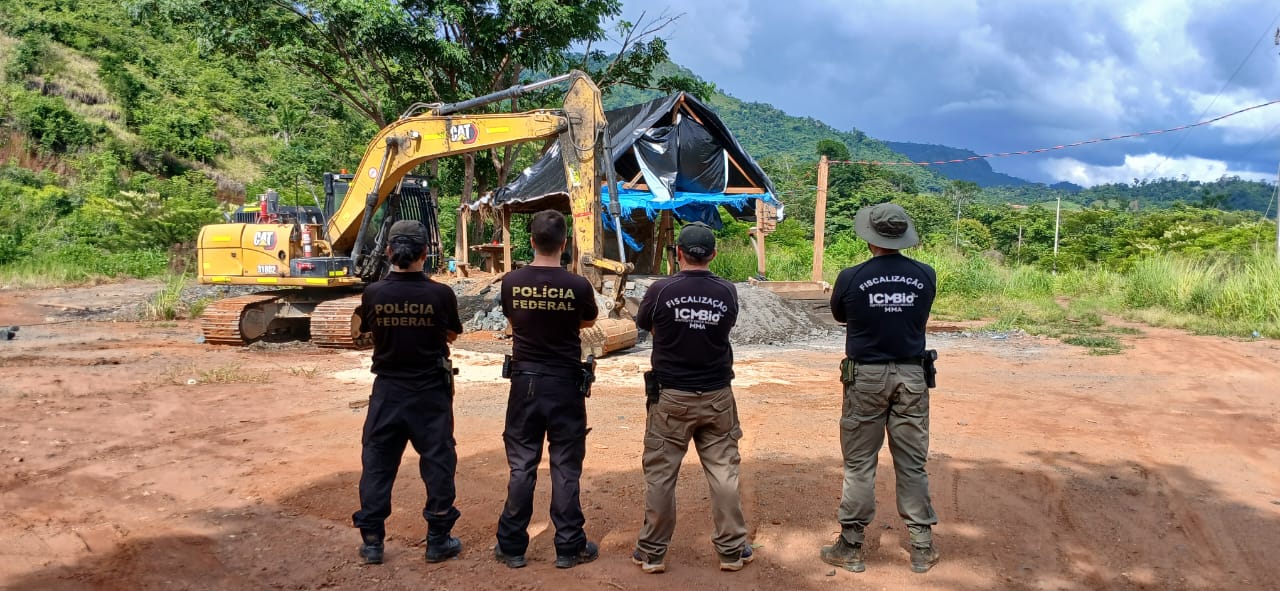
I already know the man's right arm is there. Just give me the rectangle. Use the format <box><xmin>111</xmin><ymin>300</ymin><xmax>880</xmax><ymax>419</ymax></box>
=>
<box><xmin>358</xmin><ymin>289</ymin><xmax>372</xmax><ymax>333</ymax></box>
<box><xmin>830</xmin><ymin>270</ymin><xmax>849</xmax><ymax>324</ymax></box>
<box><xmin>500</xmin><ymin>276</ymin><xmax>513</xmax><ymax>318</ymax></box>
<box><xmin>636</xmin><ymin>283</ymin><xmax>659</xmax><ymax>332</ymax></box>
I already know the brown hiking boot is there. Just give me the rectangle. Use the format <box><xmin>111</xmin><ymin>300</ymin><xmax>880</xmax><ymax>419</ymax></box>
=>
<box><xmin>910</xmin><ymin>544</ymin><xmax>939</xmax><ymax>573</ymax></box>
<box><xmin>820</xmin><ymin>536</ymin><xmax>865</xmax><ymax>573</ymax></box>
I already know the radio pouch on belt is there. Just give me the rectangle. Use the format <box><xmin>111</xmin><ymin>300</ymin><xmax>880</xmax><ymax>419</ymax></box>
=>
<box><xmin>923</xmin><ymin>350</ymin><xmax>938</xmax><ymax>388</ymax></box>
<box><xmin>643</xmin><ymin>370</ymin><xmax>660</xmax><ymax>410</ymax></box>
<box><xmin>579</xmin><ymin>355</ymin><xmax>596</xmax><ymax>397</ymax></box>
<box><xmin>438</xmin><ymin>357</ymin><xmax>458</xmax><ymax>392</ymax></box>
<box><xmin>839</xmin><ymin>358</ymin><xmax>856</xmax><ymax>384</ymax></box>
<box><xmin>501</xmin><ymin>354</ymin><xmax>512</xmax><ymax>379</ymax></box>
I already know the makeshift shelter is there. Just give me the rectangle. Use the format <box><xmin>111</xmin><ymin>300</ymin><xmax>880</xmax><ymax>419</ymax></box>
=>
<box><xmin>465</xmin><ymin>92</ymin><xmax>782</xmax><ymax>275</ymax></box>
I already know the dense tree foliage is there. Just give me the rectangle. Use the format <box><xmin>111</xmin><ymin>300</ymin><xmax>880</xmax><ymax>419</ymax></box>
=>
<box><xmin>0</xmin><ymin>0</ymin><xmax>1275</xmax><ymax>285</ymax></box>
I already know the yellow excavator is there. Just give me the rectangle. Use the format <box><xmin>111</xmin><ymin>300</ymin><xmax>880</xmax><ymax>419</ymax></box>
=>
<box><xmin>196</xmin><ymin>71</ymin><xmax>637</xmax><ymax>353</ymax></box>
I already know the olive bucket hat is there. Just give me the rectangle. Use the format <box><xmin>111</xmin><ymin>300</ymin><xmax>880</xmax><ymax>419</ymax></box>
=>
<box><xmin>853</xmin><ymin>203</ymin><xmax>919</xmax><ymax>249</ymax></box>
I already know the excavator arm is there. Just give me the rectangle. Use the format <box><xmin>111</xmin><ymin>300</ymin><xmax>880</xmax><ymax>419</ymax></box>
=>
<box><xmin>324</xmin><ymin>71</ymin><xmax>632</xmax><ymax>292</ymax></box>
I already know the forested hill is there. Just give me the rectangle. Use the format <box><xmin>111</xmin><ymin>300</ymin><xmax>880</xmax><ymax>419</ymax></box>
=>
<box><xmin>985</xmin><ymin>176</ymin><xmax>1277</xmax><ymax>212</ymax></box>
<box><xmin>603</xmin><ymin>62</ymin><xmax>950</xmax><ymax>192</ymax></box>
<box><xmin>884</xmin><ymin>141</ymin><xmax>1033</xmax><ymax>187</ymax></box>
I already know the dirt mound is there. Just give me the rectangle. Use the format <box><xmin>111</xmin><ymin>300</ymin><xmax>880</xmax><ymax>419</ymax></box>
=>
<box><xmin>729</xmin><ymin>283</ymin><xmax>834</xmax><ymax>344</ymax></box>
<box><xmin>453</xmin><ymin>274</ymin><xmax>834</xmax><ymax>345</ymax></box>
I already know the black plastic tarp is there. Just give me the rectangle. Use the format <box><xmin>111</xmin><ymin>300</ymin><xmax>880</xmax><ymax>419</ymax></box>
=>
<box><xmin>486</xmin><ymin>92</ymin><xmax>778</xmax><ymax>222</ymax></box>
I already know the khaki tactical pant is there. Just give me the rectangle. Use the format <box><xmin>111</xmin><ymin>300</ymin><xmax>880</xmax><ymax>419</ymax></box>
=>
<box><xmin>636</xmin><ymin>386</ymin><xmax>748</xmax><ymax>558</ymax></box>
<box><xmin>838</xmin><ymin>361</ymin><xmax>937</xmax><ymax>548</ymax></box>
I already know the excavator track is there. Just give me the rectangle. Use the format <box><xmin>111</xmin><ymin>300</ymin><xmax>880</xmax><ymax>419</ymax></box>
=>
<box><xmin>311</xmin><ymin>295</ymin><xmax>372</xmax><ymax>349</ymax></box>
<box><xmin>199</xmin><ymin>292</ymin><xmax>289</xmax><ymax>346</ymax></box>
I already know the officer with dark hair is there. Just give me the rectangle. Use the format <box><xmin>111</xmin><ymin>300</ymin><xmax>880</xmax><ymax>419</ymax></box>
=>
<box><xmin>822</xmin><ymin>203</ymin><xmax>940</xmax><ymax>574</ymax></box>
<box><xmin>493</xmin><ymin>210</ymin><xmax>600</xmax><ymax>570</ymax></box>
<box><xmin>352</xmin><ymin>219</ymin><xmax>464</xmax><ymax>565</ymax></box>
<box><xmin>632</xmin><ymin>222</ymin><xmax>752</xmax><ymax>574</ymax></box>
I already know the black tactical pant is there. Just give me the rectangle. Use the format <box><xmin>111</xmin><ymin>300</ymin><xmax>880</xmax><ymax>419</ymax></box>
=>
<box><xmin>496</xmin><ymin>370</ymin><xmax>588</xmax><ymax>557</ymax></box>
<box><xmin>352</xmin><ymin>373</ymin><xmax>461</xmax><ymax>543</ymax></box>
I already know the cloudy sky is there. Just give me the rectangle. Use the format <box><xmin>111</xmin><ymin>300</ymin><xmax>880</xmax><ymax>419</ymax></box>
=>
<box><xmin>618</xmin><ymin>0</ymin><xmax>1280</xmax><ymax>186</ymax></box>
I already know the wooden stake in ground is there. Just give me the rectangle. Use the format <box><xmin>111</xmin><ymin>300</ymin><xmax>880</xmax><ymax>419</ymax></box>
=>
<box><xmin>812</xmin><ymin>155</ymin><xmax>829</xmax><ymax>282</ymax></box>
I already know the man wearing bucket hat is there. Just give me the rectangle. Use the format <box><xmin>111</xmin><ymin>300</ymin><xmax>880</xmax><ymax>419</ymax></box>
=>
<box><xmin>822</xmin><ymin>203</ymin><xmax>940</xmax><ymax>574</ymax></box>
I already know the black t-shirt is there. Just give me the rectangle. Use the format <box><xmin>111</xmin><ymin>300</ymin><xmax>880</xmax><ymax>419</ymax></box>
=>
<box><xmin>831</xmin><ymin>253</ymin><xmax>936</xmax><ymax>362</ymax></box>
<box><xmin>360</xmin><ymin>272</ymin><xmax>463</xmax><ymax>379</ymax></box>
<box><xmin>501</xmin><ymin>265</ymin><xmax>598</xmax><ymax>371</ymax></box>
<box><xmin>638</xmin><ymin>270</ymin><xmax>739</xmax><ymax>391</ymax></box>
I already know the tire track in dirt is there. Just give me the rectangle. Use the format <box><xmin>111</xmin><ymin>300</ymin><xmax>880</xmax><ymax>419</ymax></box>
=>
<box><xmin>0</xmin><ymin>404</ymin><xmax>336</xmax><ymax>495</ymax></box>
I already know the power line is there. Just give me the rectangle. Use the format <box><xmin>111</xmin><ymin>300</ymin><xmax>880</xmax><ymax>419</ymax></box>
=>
<box><xmin>828</xmin><ymin>98</ymin><xmax>1280</xmax><ymax>167</ymax></box>
<box><xmin>1139</xmin><ymin>9</ymin><xmax>1280</xmax><ymax>182</ymax></box>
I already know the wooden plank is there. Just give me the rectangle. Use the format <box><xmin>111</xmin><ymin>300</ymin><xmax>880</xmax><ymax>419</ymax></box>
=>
<box><xmin>502</xmin><ymin>212</ymin><xmax>512</xmax><ymax>273</ymax></box>
<box><xmin>724</xmin><ymin>187</ymin><xmax>766</xmax><ymax>194</ymax></box>
<box><xmin>813</xmin><ymin>155</ymin><xmax>829</xmax><ymax>282</ymax></box>
<box><xmin>754</xmin><ymin>199</ymin><xmax>767</xmax><ymax>277</ymax></box>
<box><xmin>725</xmin><ymin>153</ymin><xmax>760</xmax><ymax>190</ymax></box>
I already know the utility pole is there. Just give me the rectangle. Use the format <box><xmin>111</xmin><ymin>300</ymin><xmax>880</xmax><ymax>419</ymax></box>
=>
<box><xmin>1053</xmin><ymin>195</ymin><xmax>1062</xmax><ymax>275</ymax></box>
<box><xmin>813</xmin><ymin>155</ymin><xmax>829</xmax><ymax>282</ymax></box>
<box><xmin>1273</xmin><ymin>160</ymin><xmax>1279</xmax><ymax>260</ymax></box>
<box><xmin>954</xmin><ymin>186</ymin><xmax>963</xmax><ymax>248</ymax></box>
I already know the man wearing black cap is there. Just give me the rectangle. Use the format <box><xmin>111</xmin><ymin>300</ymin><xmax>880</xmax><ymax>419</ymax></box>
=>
<box><xmin>352</xmin><ymin>219</ymin><xmax>464</xmax><ymax>566</ymax></box>
<box><xmin>494</xmin><ymin>210</ymin><xmax>600</xmax><ymax>570</ymax></box>
<box><xmin>631</xmin><ymin>221</ymin><xmax>752</xmax><ymax>574</ymax></box>
<box><xmin>822</xmin><ymin>203</ymin><xmax>939</xmax><ymax>574</ymax></box>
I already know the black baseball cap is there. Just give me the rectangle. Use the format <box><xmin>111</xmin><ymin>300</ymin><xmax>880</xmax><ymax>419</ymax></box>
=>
<box><xmin>676</xmin><ymin>222</ymin><xmax>716</xmax><ymax>257</ymax></box>
<box><xmin>389</xmin><ymin>219</ymin><xmax>428</xmax><ymax>244</ymax></box>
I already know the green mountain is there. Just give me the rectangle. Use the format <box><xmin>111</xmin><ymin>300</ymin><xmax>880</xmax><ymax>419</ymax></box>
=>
<box><xmin>883</xmin><ymin>141</ymin><xmax>1032</xmax><ymax>187</ymax></box>
<box><xmin>604</xmin><ymin>62</ymin><xmax>950</xmax><ymax>193</ymax></box>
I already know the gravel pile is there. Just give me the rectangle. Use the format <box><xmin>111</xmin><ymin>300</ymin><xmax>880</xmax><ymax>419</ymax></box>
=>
<box><xmin>454</xmin><ymin>275</ymin><xmax>834</xmax><ymax>346</ymax></box>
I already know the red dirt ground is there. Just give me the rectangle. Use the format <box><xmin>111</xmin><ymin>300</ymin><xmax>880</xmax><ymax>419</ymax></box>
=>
<box><xmin>0</xmin><ymin>282</ymin><xmax>1277</xmax><ymax>591</ymax></box>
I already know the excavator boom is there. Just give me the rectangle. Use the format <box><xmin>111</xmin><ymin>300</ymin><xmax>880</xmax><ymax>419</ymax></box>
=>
<box><xmin>196</xmin><ymin>71</ymin><xmax>635</xmax><ymax>353</ymax></box>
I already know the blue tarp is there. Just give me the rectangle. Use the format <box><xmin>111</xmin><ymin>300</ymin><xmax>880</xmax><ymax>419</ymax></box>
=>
<box><xmin>600</xmin><ymin>184</ymin><xmax>781</xmax><ymax>250</ymax></box>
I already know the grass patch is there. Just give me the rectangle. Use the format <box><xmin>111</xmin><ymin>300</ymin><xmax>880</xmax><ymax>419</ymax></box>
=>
<box><xmin>1061</xmin><ymin>334</ymin><xmax>1124</xmax><ymax>355</ymax></box>
<box><xmin>0</xmin><ymin>247</ymin><xmax>167</xmax><ymax>288</ymax></box>
<box><xmin>142</xmin><ymin>273</ymin><xmax>187</xmax><ymax>320</ymax></box>
<box><xmin>165</xmin><ymin>362</ymin><xmax>268</xmax><ymax>385</ymax></box>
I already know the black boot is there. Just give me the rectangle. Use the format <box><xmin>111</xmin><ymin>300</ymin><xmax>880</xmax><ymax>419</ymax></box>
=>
<box><xmin>494</xmin><ymin>544</ymin><xmax>527</xmax><ymax>569</ymax></box>
<box><xmin>820</xmin><ymin>536</ymin><xmax>865</xmax><ymax>573</ymax></box>
<box><xmin>555</xmin><ymin>540</ymin><xmax>599</xmax><ymax>569</ymax></box>
<box><xmin>910</xmin><ymin>544</ymin><xmax>939</xmax><ymax>573</ymax></box>
<box><xmin>359</xmin><ymin>533</ymin><xmax>384</xmax><ymax>565</ymax></box>
<box><xmin>425</xmin><ymin>534</ymin><xmax>463</xmax><ymax>563</ymax></box>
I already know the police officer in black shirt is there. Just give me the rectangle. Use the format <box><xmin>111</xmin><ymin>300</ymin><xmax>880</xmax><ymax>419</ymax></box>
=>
<box><xmin>352</xmin><ymin>220</ymin><xmax>464</xmax><ymax>565</ymax></box>
<box><xmin>821</xmin><ymin>203</ymin><xmax>940</xmax><ymax>574</ymax></box>
<box><xmin>494</xmin><ymin>210</ymin><xmax>600</xmax><ymax>569</ymax></box>
<box><xmin>631</xmin><ymin>222</ymin><xmax>753</xmax><ymax>574</ymax></box>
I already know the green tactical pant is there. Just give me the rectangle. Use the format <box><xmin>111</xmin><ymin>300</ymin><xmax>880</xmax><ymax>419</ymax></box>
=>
<box><xmin>636</xmin><ymin>386</ymin><xmax>748</xmax><ymax>558</ymax></box>
<box><xmin>838</xmin><ymin>361</ymin><xmax>938</xmax><ymax>548</ymax></box>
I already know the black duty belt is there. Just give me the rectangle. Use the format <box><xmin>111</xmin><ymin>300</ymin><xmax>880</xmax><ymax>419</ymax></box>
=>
<box><xmin>510</xmin><ymin>362</ymin><xmax>580</xmax><ymax>380</ymax></box>
<box><xmin>854</xmin><ymin>358</ymin><xmax>924</xmax><ymax>366</ymax></box>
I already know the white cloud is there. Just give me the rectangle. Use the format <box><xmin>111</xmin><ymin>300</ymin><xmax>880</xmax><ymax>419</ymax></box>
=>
<box><xmin>662</xmin><ymin>0</ymin><xmax>757</xmax><ymax>71</ymax></box>
<box><xmin>1042</xmin><ymin>153</ymin><xmax>1275</xmax><ymax>186</ymax></box>
<box><xmin>650</xmin><ymin>0</ymin><xmax>1280</xmax><ymax>182</ymax></box>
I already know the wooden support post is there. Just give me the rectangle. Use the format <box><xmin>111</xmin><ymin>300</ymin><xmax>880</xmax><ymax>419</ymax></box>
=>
<box><xmin>457</xmin><ymin>208</ymin><xmax>470</xmax><ymax>270</ymax></box>
<box><xmin>502</xmin><ymin>209</ymin><xmax>512</xmax><ymax>273</ymax></box>
<box><xmin>658</xmin><ymin>210</ymin><xmax>675</xmax><ymax>274</ymax></box>
<box><xmin>754</xmin><ymin>199</ymin><xmax>768</xmax><ymax>278</ymax></box>
<box><xmin>813</xmin><ymin>155</ymin><xmax>829</xmax><ymax>282</ymax></box>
